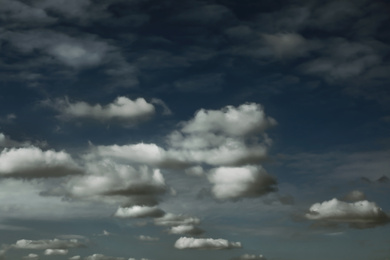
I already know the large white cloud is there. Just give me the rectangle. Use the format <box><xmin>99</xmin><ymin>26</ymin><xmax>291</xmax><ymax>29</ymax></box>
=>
<box><xmin>208</xmin><ymin>165</ymin><xmax>277</xmax><ymax>200</ymax></box>
<box><xmin>114</xmin><ymin>206</ymin><xmax>165</xmax><ymax>218</ymax></box>
<box><xmin>180</xmin><ymin>103</ymin><xmax>276</xmax><ymax>136</ymax></box>
<box><xmin>174</xmin><ymin>237</ymin><xmax>242</xmax><ymax>250</ymax></box>
<box><xmin>0</xmin><ymin>146</ymin><xmax>82</xmax><ymax>178</ymax></box>
<box><xmin>48</xmin><ymin>160</ymin><xmax>166</xmax><ymax>205</ymax></box>
<box><xmin>306</xmin><ymin>198</ymin><xmax>390</xmax><ymax>228</ymax></box>
<box><xmin>11</xmin><ymin>239</ymin><xmax>85</xmax><ymax>250</ymax></box>
<box><xmin>46</xmin><ymin>97</ymin><xmax>155</xmax><ymax>124</ymax></box>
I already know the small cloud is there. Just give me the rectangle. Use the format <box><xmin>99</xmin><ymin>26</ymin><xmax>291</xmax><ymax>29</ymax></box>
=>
<box><xmin>44</xmin><ymin>96</ymin><xmax>156</xmax><ymax>126</ymax></box>
<box><xmin>84</xmin><ymin>254</ymin><xmax>126</xmax><ymax>260</ymax></box>
<box><xmin>23</xmin><ymin>253</ymin><xmax>39</xmax><ymax>260</ymax></box>
<box><xmin>154</xmin><ymin>213</ymin><xmax>200</xmax><ymax>227</ymax></box>
<box><xmin>168</xmin><ymin>225</ymin><xmax>204</xmax><ymax>236</ymax></box>
<box><xmin>208</xmin><ymin>165</ymin><xmax>277</xmax><ymax>200</ymax></box>
<box><xmin>306</xmin><ymin>198</ymin><xmax>390</xmax><ymax>229</ymax></box>
<box><xmin>44</xmin><ymin>249</ymin><xmax>68</xmax><ymax>255</ymax></box>
<box><xmin>262</xmin><ymin>33</ymin><xmax>308</xmax><ymax>58</ymax></box>
<box><xmin>114</xmin><ymin>205</ymin><xmax>165</xmax><ymax>218</ymax></box>
<box><xmin>11</xmin><ymin>238</ymin><xmax>85</xmax><ymax>250</ymax></box>
<box><xmin>232</xmin><ymin>254</ymin><xmax>267</xmax><ymax>260</ymax></box>
<box><xmin>137</xmin><ymin>235</ymin><xmax>159</xmax><ymax>242</ymax></box>
<box><xmin>69</xmin><ymin>256</ymin><xmax>81</xmax><ymax>260</ymax></box>
<box><xmin>174</xmin><ymin>237</ymin><xmax>242</xmax><ymax>250</ymax></box>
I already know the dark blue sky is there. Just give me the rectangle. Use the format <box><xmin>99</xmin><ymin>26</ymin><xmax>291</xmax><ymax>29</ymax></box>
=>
<box><xmin>1</xmin><ymin>0</ymin><xmax>390</xmax><ymax>260</ymax></box>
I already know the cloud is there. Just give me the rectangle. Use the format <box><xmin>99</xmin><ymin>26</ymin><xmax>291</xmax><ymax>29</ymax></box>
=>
<box><xmin>69</xmin><ymin>256</ymin><xmax>81</xmax><ymax>260</ymax></box>
<box><xmin>154</xmin><ymin>213</ymin><xmax>200</xmax><ymax>227</ymax></box>
<box><xmin>167</xmin><ymin>225</ymin><xmax>204</xmax><ymax>236</ymax></box>
<box><xmin>180</xmin><ymin>103</ymin><xmax>276</xmax><ymax>137</ymax></box>
<box><xmin>44</xmin><ymin>249</ymin><xmax>68</xmax><ymax>255</ymax></box>
<box><xmin>23</xmin><ymin>253</ymin><xmax>39</xmax><ymax>260</ymax></box>
<box><xmin>0</xmin><ymin>132</ymin><xmax>28</xmax><ymax>148</ymax></box>
<box><xmin>174</xmin><ymin>73</ymin><xmax>224</xmax><ymax>93</ymax></box>
<box><xmin>174</xmin><ymin>237</ymin><xmax>242</xmax><ymax>250</ymax></box>
<box><xmin>173</xmin><ymin>4</ymin><xmax>233</xmax><ymax>24</ymax></box>
<box><xmin>11</xmin><ymin>238</ymin><xmax>85</xmax><ymax>250</ymax></box>
<box><xmin>306</xmin><ymin>198</ymin><xmax>390</xmax><ymax>228</ymax></box>
<box><xmin>114</xmin><ymin>206</ymin><xmax>165</xmax><ymax>218</ymax></box>
<box><xmin>342</xmin><ymin>190</ymin><xmax>366</xmax><ymax>202</ymax></box>
<box><xmin>137</xmin><ymin>235</ymin><xmax>159</xmax><ymax>242</ymax></box>
<box><xmin>84</xmin><ymin>254</ymin><xmax>126</xmax><ymax>260</ymax></box>
<box><xmin>45</xmin><ymin>96</ymin><xmax>155</xmax><ymax>124</ymax></box>
<box><xmin>0</xmin><ymin>146</ymin><xmax>82</xmax><ymax>178</ymax></box>
<box><xmin>48</xmin><ymin>160</ymin><xmax>166</xmax><ymax>205</ymax></box>
<box><xmin>232</xmin><ymin>254</ymin><xmax>267</xmax><ymax>260</ymax></box>
<box><xmin>262</xmin><ymin>33</ymin><xmax>308</xmax><ymax>58</ymax></box>
<box><xmin>208</xmin><ymin>165</ymin><xmax>277</xmax><ymax>200</ymax></box>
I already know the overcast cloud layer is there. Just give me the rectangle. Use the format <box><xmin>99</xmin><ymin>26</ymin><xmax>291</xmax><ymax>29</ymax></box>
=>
<box><xmin>0</xmin><ymin>0</ymin><xmax>389</xmax><ymax>259</ymax></box>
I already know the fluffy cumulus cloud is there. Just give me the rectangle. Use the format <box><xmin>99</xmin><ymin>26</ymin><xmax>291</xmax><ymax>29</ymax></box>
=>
<box><xmin>0</xmin><ymin>146</ymin><xmax>82</xmax><ymax>178</ymax></box>
<box><xmin>44</xmin><ymin>249</ymin><xmax>68</xmax><ymax>255</ymax></box>
<box><xmin>208</xmin><ymin>166</ymin><xmax>277</xmax><ymax>200</ymax></box>
<box><xmin>46</xmin><ymin>160</ymin><xmax>166</xmax><ymax>206</ymax></box>
<box><xmin>306</xmin><ymin>198</ymin><xmax>390</xmax><ymax>228</ymax></box>
<box><xmin>174</xmin><ymin>237</ymin><xmax>242</xmax><ymax>250</ymax></box>
<box><xmin>46</xmin><ymin>97</ymin><xmax>155</xmax><ymax>124</ymax></box>
<box><xmin>168</xmin><ymin>225</ymin><xmax>204</xmax><ymax>235</ymax></box>
<box><xmin>114</xmin><ymin>206</ymin><xmax>165</xmax><ymax>218</ymax></box>
<box><xmin>180</xmin><ymin>103</ymin><xmax>276</xmax><ymax>136</ymax></box>
<box><xmin>11</xmin><ymin>239</ymin><xmax>85</xmax><ymax>250</ymax></box>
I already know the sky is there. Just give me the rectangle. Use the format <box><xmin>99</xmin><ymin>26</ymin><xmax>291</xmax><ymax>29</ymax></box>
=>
<box><xmin>0</xmin><ymin>0</ymin><xmax>390</xmax><ymax>259</ymax></box>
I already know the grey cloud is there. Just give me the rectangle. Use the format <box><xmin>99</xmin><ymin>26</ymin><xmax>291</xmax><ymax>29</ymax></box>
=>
<box><xmin>69</xmin><ymin>256</ymin><xmax>81</xmax><ymax>260</ymax></box>
<box><xmin>0</xmin><ymin>146</ymin><xmax>82</xmax><ymax>179</ymax></box>
<box><xmin>0</xmin><ymin>132</ymin><xmax>28</xmax><ymax>148</ymax></box>
<box><xmin>23</xmin><ymin>254</ymin><xmax>39</xmax><ymax>260</ymax></box>
<box><xmin>174</xmin><ymin>73</ymin><xmax>224</xmax><ymax>93</ymax></box>
<box><xmin>137</xmin><ymin>235</ymin><xmax>159</xmax><ymax>242</ymax></box>
<box><xmin>342</xmin><ymin>190</ymin><xmax>366</xmax><ymax>202</ymax></box>
<box><xmin>154</xmin><ymin>213</ymin><xmax>200</xmax><ymax>227</ymax></box>
<box><xmin>11</xmin><ymin>238</ymin><xmax>85</xmax><ymax>250</ymax></box>
<box><xmin>232</xmin><ymin>254</ymin><xmax>267</xmax><ymax>260</ymax></box>
<box><xmin>84</xmin><ymin>254</ymin><xmax>126</xmax><ymax>260</ymax></box>
<box><xmin>44</xmin><ymin>249</ymin><xmax>68</xmax><ymax>255</ymax></box>
<box><xmin>262</xmin><ymin>33</ymin><xmax>308</xmax><ymax>59</ymax></box>
<box><xmin>306</xmin><ymin>198</ymin><xmax>390</xmax><ymax>229</ymax></box>
<box><xmin>174</xmin><ymin>237</ymin><xmax>242</xmax><ymax>250</ymax></box>
<box><xmin>173</xmin><ymin>4</ymin><xmax>234</xmax><ymax>24</ymax></box>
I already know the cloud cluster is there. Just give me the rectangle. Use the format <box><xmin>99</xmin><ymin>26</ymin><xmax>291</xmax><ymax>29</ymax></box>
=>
<box><xmin>174</xmin><ymin>237</ymin><xmax>242</xmax><ymax>250</ymax></box>
<box><xmin>208</xmin><ymin>165</ymin><xmax>277</xmax><ymax>200</ymax></box>
<box><xmin>306</xmin><ymin>198</ymin><xmax>390</xmax><ymax>228</ymax></box>
<box><xmin>45</xmin><ymin>97</ymin><xmax>155</xmax><ymax>124</ymax></box>
<box><xmin>0</xmin><ymin>147</ymin><xmax>82</xmax><ymax>178</ymax></box>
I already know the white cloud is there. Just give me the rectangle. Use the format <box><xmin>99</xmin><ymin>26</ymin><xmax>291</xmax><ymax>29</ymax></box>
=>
<box><xmin>44</xmin><ymin>249</ymin><xmax>68</xmax><ymax>255</ymax></box>
<box><xmin>11</xmin><ymin>239</ymin><xmax>85</xmax><ymax>250</ymax></box>
<box><xmin>306</xmin><ymin>198</ymin><xmax>390</xmax><ymax>228</ymax></box>
<box><xmin>208</xmin><ymin>166</ymin><xmax>277</xmax><ymax>200</ymax></box>
<box><xmin>69</xmin><ymin>256</ymin><xmax>81</xmax><ymax>260</ymax></box>
<box><xmin>174</xmin><ymin>237</ymin><xmax>242</xmax><ymax>250</ymax></box>
<box><xmin>181</xmin><ymin>103</ymin><xmax>276</xmax><ymax>136</ymax></box>
<box><xmin>154</xmin><ymin>213</ymin><xmax>200</xmax><ymax>226</ymax></box>
<box><xmin>114</xmin><ymin>206</ymin><xmax>165</xmax><ymax>218</ymax></box>
<box><xmin>0</xmin><ymin>146</ymin><xmax>82</xmax><ymax>178</ymax></box>
<box><xmin>137</xmin><ymin>235</ymin><xmax>159</xmax><ymax>242</ymax></box>
<box><xmin>50</xmin><ymin>160</ymin><xmax>166</xmax><ymax>205</ymax></box>
<box><xmin>168</xmin><ymin>225</ymin><xmax>204</xmax><ymax>235</ymax></box>
<box><xmin>46</xmin><ymin>97</ymin><xmax>155</xmax><ymax>124</ymax></box>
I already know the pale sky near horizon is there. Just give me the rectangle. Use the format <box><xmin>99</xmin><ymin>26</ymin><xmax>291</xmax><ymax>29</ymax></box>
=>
<box><xmin>0</xmin><ymin>0</ymin><xmax>390</xmax><ymax>260</ymax></box>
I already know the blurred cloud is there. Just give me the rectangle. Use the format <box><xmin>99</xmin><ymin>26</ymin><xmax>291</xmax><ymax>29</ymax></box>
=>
<box><xmin>174</xmin><ymin>237</ymin><xmax>242</xmax><ymax>250</ymax></box>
